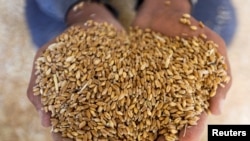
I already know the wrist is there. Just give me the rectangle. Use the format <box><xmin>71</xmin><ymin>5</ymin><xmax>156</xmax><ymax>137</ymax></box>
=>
<box><xmin>144</xmin><ymin>0</ymin><xmax>192</xmax><ymax>14</ymax></box>
<box><xmin>169</xmin><ymin>0</ymin><xmax>192</xmax><ymax>13</ymax></box>
<box><xmin>66</xmin><ymin>2</ymin><xmax>97</xmax><ymax>26</ymax></box>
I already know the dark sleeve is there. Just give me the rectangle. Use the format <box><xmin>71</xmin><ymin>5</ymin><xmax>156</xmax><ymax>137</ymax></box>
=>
<box><xmin>190</xmin><ymin>0</ymin><xmax>199</xmax><ymax>6</ymax></box>
<box><xmin>34</xmin><ymin>0</ymin><xmax>78</xmax><ymax>21</ymax></box>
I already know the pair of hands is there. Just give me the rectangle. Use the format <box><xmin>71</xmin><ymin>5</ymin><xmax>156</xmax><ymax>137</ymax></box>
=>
<box><xmin>27</xmin><ymin>0</ymin><xmax>232</xmax><ymax>141</ymax></box>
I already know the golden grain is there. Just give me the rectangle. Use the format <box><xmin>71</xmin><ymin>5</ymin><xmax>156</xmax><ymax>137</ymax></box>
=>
<box><xmin>190</xmin><ymin>25</ymin><xmax>198</xmax><ymax>31</ymax></box>
<box><xmin>33</xmin><ymin>21</ymin><xmax>230</xmax><ymax>141</ymax></box>
<box><xmin>182</xmin><ymin>13</ymin><xmax>191</xmax><ymax>19</ymax></box>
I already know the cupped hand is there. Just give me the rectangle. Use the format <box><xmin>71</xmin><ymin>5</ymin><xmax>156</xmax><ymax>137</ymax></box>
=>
<box><xmin>27</xmin><ymin>1</ymin><xmax>232</xmax><ymax>141</ymax></box>
<box><xmin>133</xmin><ymin>0</ymin><xmax>232</xmax><ymax>140</ymax></box>
<box><xmin>26</xmin><ymin>2</ymin><xmax>124</xmax><ymax>141</ymax></box>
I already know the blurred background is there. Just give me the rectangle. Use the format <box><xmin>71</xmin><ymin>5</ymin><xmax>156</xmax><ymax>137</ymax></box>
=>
<box><xmin>0</xmin><ymin>0</ymin><xmax>249</xmax><ymax>141</ymax></box>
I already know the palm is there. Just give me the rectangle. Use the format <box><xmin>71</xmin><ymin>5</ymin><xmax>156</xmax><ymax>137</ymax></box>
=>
<box><xmin>27</xmin><ymin>1</ymin><xmax>232</xmax><ymax>141</ymax></box>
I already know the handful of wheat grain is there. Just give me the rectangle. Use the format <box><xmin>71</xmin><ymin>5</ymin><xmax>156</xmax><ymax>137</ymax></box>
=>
<box><xmin>33</xmin><ymin>20</ymin><xmax>230</xmax><ymax>141</ymax></box>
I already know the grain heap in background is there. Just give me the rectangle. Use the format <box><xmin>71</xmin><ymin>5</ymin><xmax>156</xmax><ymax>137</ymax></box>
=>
<box><xmin>33</xmin><ymin>20</ymin><xmax>230</xmax><ymax>141</ymax></box>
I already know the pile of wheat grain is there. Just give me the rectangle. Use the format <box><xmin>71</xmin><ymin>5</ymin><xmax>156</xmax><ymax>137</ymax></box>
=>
<box><xmin>33</xmin><ymin>20</ymin><xmax>229</xmax><ymax>141</ymax></box>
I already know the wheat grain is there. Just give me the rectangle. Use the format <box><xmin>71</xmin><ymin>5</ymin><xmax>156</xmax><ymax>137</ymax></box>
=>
<box><xmin>33</xmin><ymin>21</ymin><xmax>230</xmax><ymax>141</ymax></box>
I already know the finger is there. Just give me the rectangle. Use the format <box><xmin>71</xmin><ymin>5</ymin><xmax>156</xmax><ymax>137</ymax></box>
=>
<box><xmin>52</xmin><ymin>133</ymin><xmax>73</xmax><ymax>141</ymax></box>
<box><xmin>209</xmin><ymin>78</ymin><xmax>232</xmax><ymax>115</ymax></box>
<box><xmin>203</xmin><ymin>30</ymin><xmax>232</xmax><ymax>115</ymax></box>
<box><xmin>39</xmin><ymin>109</ymin><xmax>51</xmax><ymax>127</ymax></box>
<box><xmin>27</xmin><ymin>40</ymin><xmax>55</xmax><ymax>127</ymax></box>
<box><xmin>179</xmin><ymin>112</ymin><xmax>208</xmax><ymax>141</ymax></box>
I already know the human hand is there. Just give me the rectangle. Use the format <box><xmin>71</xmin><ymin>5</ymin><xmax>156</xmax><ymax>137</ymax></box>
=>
<box><xmin>27</xmin><ymin>2</ymin><xmax>124</xmax><ymax>141</ymax></box>
<box><xmin>133</xmin><ymin>0</ymin><xmax>232</xmax><ymax>140</ymax></box>
<box><xmin>27</xmin><ymin>1</ymin><xmax>232</xmax><ymax>140</ymax></box>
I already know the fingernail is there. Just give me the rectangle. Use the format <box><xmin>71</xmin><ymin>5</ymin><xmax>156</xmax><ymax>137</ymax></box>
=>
<box><xmin>38</xmin><ymin>110</ymin><xmax>43</xmax><ymax>119</ymax></box>
<box><xmin>218</xmin><ymin>99</ymin><xmax>225</xmax><ymax>114</ymax></box>
<box><xmin>38</xmin><ymin>110</ymin><xmax>44</xmax><ymax>125</ymax></box>
<box><xmin>38</xmin><ymin>110</ymin><xmax>50</xmax><ymax>127</ymax></box>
